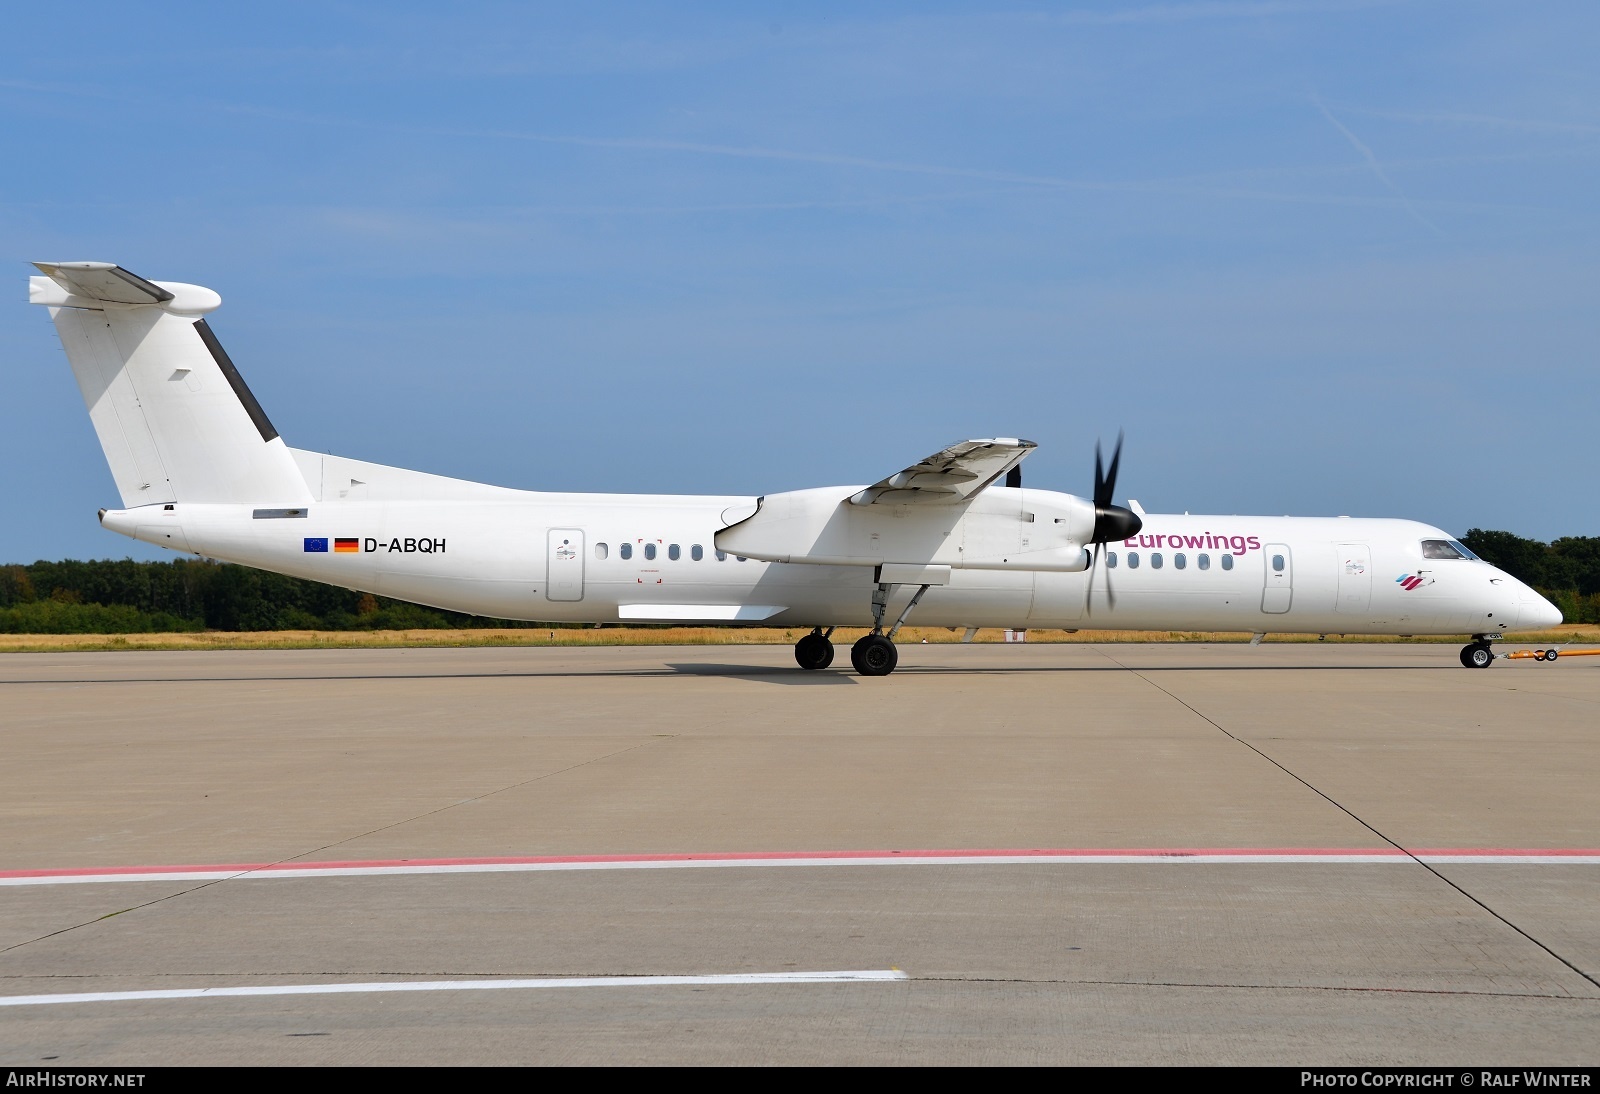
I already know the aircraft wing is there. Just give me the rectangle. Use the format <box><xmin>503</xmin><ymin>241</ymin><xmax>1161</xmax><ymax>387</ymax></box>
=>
<box><xmin>848</xmin><ymin>438</ymin><xmax>1036</xmax><ymax>506</ymax></box>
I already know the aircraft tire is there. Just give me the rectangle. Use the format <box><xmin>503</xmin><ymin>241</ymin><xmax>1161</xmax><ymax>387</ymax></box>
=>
<box><xmin>1460</xmin><ymin>642</ymin><xmax>1494</xmax><ymax>669</ymax></box>
<box><xmin>794</xmin><ymin>633</ymin><xmax>834</xmax><ymax>671</ymax></box>
<box><xmin>851</xmin><ymin>634</ymin><xmax>898</xmax><ymax>677</ymax></box>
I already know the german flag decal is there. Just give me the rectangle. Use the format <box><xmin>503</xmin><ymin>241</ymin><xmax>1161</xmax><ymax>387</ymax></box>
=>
<box><xmin>334</xmin><ymin>538</ymin><xmax>360</xmax><ymax>553</ymax></box>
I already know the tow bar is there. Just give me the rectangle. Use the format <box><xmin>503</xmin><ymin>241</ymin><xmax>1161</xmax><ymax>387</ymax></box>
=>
<box><xmin>1502</xmin><ymin>647</ymin><xmax>1600</xmax><ymax>662</ymax></box>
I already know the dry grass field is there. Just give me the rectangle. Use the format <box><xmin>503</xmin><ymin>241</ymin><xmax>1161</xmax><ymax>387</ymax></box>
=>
<box><xmin>0</xmin><ymin>623</ymin><xmax>1592</xmax><ymax>653</ymax></box>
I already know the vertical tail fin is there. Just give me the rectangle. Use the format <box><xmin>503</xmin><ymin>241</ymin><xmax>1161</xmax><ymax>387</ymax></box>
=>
<box><xmin>31</xmin><ymin>262</ymin><xmax>312</xmax><ymax>507</ymax></box>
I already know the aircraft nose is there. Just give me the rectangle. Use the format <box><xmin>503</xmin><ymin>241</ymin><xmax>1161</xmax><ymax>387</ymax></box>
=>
<box><xmin>1519</xmin><ymin>592</ymin><xmax>1564</xmax><ymax>630</ymax></box>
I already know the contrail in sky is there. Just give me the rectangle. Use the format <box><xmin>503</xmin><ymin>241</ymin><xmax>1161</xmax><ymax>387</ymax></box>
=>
<box><xmin>0</xmin><ymin>75</ymin><xmax>1492</xmax><ymax>222</ymax></box>
<box><xmin>1054</xmin><ymin>0</ymin><xmax>1410</xmax><ymax>25</ymax></box>
<box><xmin>1313</xmin><ymin>94</ymin><xmax>1446</xmax><ymax>238</ymax></box>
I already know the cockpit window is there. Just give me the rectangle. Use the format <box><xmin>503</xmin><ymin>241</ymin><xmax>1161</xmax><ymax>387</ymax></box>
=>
<box><xmin>1421</xmin><ymin>539</ymin><xmax>1470</xmax><ymax>560</ymax></box>
<box><xmin>1448</xmin><ymin>539</ymin><xmax>1479</xmax><ymax>561</ymax></box>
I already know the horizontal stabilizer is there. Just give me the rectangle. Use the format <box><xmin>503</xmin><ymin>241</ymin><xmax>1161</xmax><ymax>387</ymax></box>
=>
<box><xmin>31</xmin><ymin>262</ymin><xmax>221</xmax><ymax>315</ymax></box>
<box><xmin>33</xmin><ymin>262</ymin><xmax>173</xmax><ymax>305</ymax></box>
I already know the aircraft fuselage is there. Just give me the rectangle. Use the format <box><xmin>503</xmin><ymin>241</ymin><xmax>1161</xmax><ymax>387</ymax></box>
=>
<box><xmin>99</xmin><ymin>488</ymin><xmax>1556</xmax><ymax>636</ymax></box>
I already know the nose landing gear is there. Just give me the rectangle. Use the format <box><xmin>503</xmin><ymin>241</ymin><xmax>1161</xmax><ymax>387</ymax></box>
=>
<box><xmin>1460</xmin><ymin>635</ymin><xmax>1499</xmax><ymax>669</ymax></box>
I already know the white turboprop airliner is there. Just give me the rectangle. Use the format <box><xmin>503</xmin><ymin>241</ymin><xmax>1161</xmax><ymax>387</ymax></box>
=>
<box><xmin>30</xmin><ymin>261</ymin><xmax>1561</xmax><ymax>675</ymax></box>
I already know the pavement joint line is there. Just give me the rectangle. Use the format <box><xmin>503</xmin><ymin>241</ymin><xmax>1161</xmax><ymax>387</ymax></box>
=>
<box><xmin>2</xmin><ymin>973</ymin><xmax>1593</xmax><ymax>1005</ymax></box>
<box><xmin>6</xmin><ymin>850</ymin><xmax>1600</xmax><ymax>886</ymax></box>
<box><xmin>0</xmin><ymin>662</ymin><xmax>1492</xmax><ymax>687</ymax></box>
<box><xmin>912</xmin><ymin>976</ymin><xmax>1600</xmax><ymax>1001</ymax></box>
<box><xmin>0</xmin><ymin>970</ymin><xmax>911</xmax><ymax>1008</ymax></box>
<box><xmin>0</xmin><ymin>737</ymin><xmax>672</xmax><ymax>955</ymax></box>
<box><xmin>0</xmin><ymin>671</ymin><xmax>698</xmax><ymax>685</ymax></box>
<box><xmin>1093</xmin><ymin>646</ymin><xmax>1600</xmax><ymax>994</ymax></box>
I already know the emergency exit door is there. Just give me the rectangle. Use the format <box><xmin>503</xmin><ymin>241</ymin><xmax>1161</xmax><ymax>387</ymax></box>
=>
<box><xmin>546</xmin><ymin>528</ymin><xmax>585</xmax><ymax>601</ymax></box>
<box><xmin>1261</xmin><ymin>543</ymin><xmax>1292</xmax><ymax>614</ymax></box>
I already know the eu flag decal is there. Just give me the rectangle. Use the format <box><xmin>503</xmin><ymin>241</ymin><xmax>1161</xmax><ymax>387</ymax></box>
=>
<box><xmin>304</xmin><ymin>538</ymin><xmax>329</xmax><ymax>553</ymax></box>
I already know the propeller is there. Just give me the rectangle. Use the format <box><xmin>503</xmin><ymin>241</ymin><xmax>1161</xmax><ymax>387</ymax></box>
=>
<box><xmin>1084</xmin><ymin>431</ymin><xmax>1142</xmax><ymax>616</ymax></box>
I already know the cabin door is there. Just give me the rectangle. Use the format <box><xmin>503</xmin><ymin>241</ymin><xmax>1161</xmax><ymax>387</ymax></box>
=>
<box><xmin>1336</xmin><ymin>543</ymin><xmax>1371</xmax><ymax>614</ymax></box>
<box><xmin>1261</xmin><ymin>543</ymin><xmax>1293</xmax><ymax>614</ymax></box>
<box><xmin>546</xmin><ymin>528</ymin><xmax>585</xmax><ymax>602</ymax></box>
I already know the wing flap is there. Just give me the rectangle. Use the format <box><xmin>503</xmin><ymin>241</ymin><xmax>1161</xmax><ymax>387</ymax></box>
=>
<box><xmin>618</xmin><ymin>604</ymin><xmax>786</xmax><ymax>622</ymax></box>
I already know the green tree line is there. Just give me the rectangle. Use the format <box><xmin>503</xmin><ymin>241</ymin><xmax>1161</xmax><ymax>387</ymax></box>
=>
<box><xmin>0</xmin><ymin>558</ymin><xmax>550</xmax><ymax>633</ymax></box>
<box><xmin>1458</xmin><ymin>530</ymin><xmax>1600</xmax><ymax>624</ymax></box>
<box><xmin>1</xmin><ymin>530</ymin><xmax>1596</xmax><ymax>633</ymax></box>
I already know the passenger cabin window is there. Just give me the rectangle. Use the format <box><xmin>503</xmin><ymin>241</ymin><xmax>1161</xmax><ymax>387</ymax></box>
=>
<box><xmin>1127</xmin><ymin>552</ymin><xmax>1140</xmax><ymax>569</ymax></box>
<box><xmin>619</xmin><ymin>543</ymin><xmax>632</xmax><ymax>560</ymax></box>
<box><xmin>1422</xmin><ymin>539</ymin><xmax>1471</xmax><ymax>560</ymax></box>
<box><xmin>668</xmin><ymin>544</ymin><xmax>681</xmax><ymax>561</ymax></box>
<box><xmin>1151</xmin><ymin>552</ymin><xmax>1163</xmax><ymax>569</ymax></box>
<box><xmin>692</xmin><ymin>544</ymin><xmax>704</xmax><ymax>561</ymax></box>
<box><xmin>1198</xmin><ymin>553</ymin><xmax>1210</xmax><ymax>570</ymax></box>
<box><xmin>644</xmin><ymin>543</ymin><xmax>657</xmax><ymax>561</ymax></box>
<box><xmin>595</xmin><ymin>542</ymin><xmax>608</xmax><ymax>560</ymax></box>
<box><xmin>715</xmin><ymin>549</ymin><xmax>727</xmax><ymax>561</ymax></box>
<box><xmin>1107</xmin><ymin>551</ymin><xmax>1118</xmax><ymax>568</ymax></box>
<box><xmin>1221</xmin><ymin>554</ymin><xmax>1233</xmax><ymax>571</ymax></box>
<box><xmin>1272</xmin><ymin>554</ymin><xmax>1285</xmax><ymax>572</ymax></box>
<box><xmin>1174</xmin><ymin>553</ymin><xmax>1186</xmax><ymax>570</ymax></box>
<box><xmin>736</xmin><ymin>556</ymin><xmax>748</xmax><ymax>562</ymax></box>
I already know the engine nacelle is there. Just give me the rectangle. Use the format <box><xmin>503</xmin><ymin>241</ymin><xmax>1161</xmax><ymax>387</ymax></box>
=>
<box><xmin>715</xmin><ymin>485</ymin><xmax>1096</xmax><ymax>572</ymax></box>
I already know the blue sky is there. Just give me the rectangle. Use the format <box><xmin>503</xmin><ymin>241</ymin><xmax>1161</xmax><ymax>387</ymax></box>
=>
<box><xmin>3</xmin><ymin>1</ymin><xmax>1597</xmax><ymax>562</ymax></box>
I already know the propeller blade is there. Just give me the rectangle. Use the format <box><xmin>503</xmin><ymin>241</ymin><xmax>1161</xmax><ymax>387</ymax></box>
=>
<box><xmin>1083</xmin><ymin>540</ymin><xmax>1118</xmax><ymax>618</ymax></box>
<box><xmin>1089</xmin><ymin>431</ymin><xmax>1141</xmax><ymax>545</ymax></box>
<box><xmin>1099</xmin><ymin>430</ymin><xmax>1124</xmax><ymax>510</ymax></box>
<box><xmin>1083</xmin><ymin>541</ymin><xmax>1098</xmax><ymax>617</ymax></box>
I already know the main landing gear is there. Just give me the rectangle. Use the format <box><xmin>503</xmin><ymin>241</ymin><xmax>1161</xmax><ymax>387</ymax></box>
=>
<box><xmin>850</xmin><ymin>633</ymin><xmax>897</xmax><ymax>677</ymax></box>
<box><xmin>794</xmin><ymin>628</ymin><xmax>835</xmax><ymax>670</ymax></box>
<box><xmin>1460</xmin><ymin>634</ymin><xmax>1500</xmax><ymax>669</ymax></box>
<box><xmin>791</xmin><ymin>579</ymin><xmax>935</xmax><ymax>677</ymax></box>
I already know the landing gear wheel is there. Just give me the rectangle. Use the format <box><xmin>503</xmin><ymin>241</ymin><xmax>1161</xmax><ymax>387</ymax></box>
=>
<box><xmin>794</xmin><ymin>632</ymin><xmax>834</xmax><ymax>671</ymax></box>
<box><xmin>850</xmin><ymin>634</ymin><xmax>899</xmax><ymax>677</ymax></box>
<box><xmin>1460</xmin><ymin>642</ymin><xmax>1495</xmax><ymax>669</ymax></box>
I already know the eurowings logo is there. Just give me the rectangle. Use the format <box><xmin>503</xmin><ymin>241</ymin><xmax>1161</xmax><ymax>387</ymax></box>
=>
<box><xmin>1395</xmin><ymin>573</ymin><xmax>1435</xmax><ymax>591</ymax></box>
